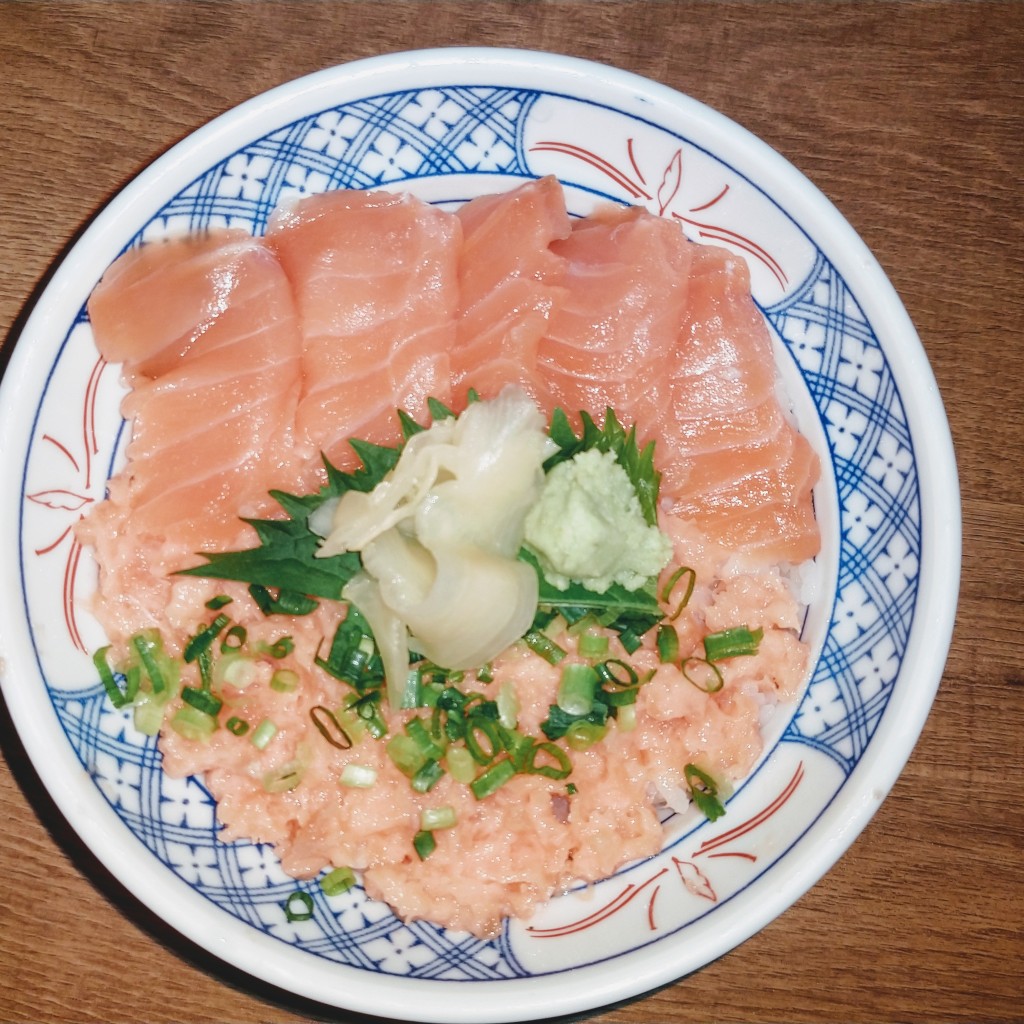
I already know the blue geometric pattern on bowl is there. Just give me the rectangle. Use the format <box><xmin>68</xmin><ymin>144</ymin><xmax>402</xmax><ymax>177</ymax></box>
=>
<box><xmin>39</xmin><ymin>84</ymin><xmax>919</xmax><ymax>979</ymax></box>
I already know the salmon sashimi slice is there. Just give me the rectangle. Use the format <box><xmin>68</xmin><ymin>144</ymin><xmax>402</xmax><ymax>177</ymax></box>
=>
<box><xmin>86</xmin><ymin>233</ymin><xmax>304</xmax><ymax>553</ymax></box>
<box><xmin>451</xmin><ymin>175</ymin><xmax>571</xmax><ymax>405</ymax></box>
<box><xmin>87</xmin><ymin>229</ymin><xmax>259</xmax><ymax>383</ymax></box>
<box><xmin>535</xmin><ymin>204</ymin><xmax>694</xmax><ymax>422</ymax></box>
<box><xmin>661</xmin><ymin>244</ymin><xmax>820</xmax><ymax>562</ymax></box>
<box><xmin>534</xmin><ymin>206</ymin><xmax>819</xmax><ymax>565</ymax></box>
<box><xmin>267</xmin><ymin>189</ymin><xmax>461</xmax><ymax>466</ymax></box>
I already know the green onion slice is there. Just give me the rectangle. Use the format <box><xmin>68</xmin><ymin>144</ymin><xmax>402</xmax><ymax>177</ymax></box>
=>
<box><xmin>310</xmin><ymin>705</ymin><xmax>352</xmax><ymax>750</ymax></box>
<box><xmin>703</xmin><ymin>625</ymin><xmax>764</xmax><ymax>662</ymax></box>
<box><xmin>220</xmin><ymin>625</ymin><xmax>247</xmax><ymax>652</ymax></box>
<box><xmin>656</xmin><ymin>624</ymin><xmax>679</xmax><ymax>664</ymax></box>
<box><xmin>413</xmin><ymin>829</ymin><xmax>437</xmax><ymax>860</ymax></box>
<box><xmin>565</xmin><ymin>720</ymin><xmax>607</xmax><ymax>751</ymax></box>
<box><xmin>556</xmin><ymin>663</ymin><xmax>598</xmax><ymax>716</ymax></box>
<box><xmin>225</xmin><ymin>716</ymin><xmax>250</xmax><ymax>737</ymax></box>
<box><xmin>131</xmin><ymin>630</ymin><xmax>170</xmax><ymax>694</ymax></box>
<box><xmin>250</xmin><ymin>718</ymin><xmax>278</xmax><ymax>750</ymax></box>
<box><xmin>661</xmin><ymin>566</ymin><xmax>696</xmax><ymax>620</ymax></box>
<box><xmin>263</xmin><ymin>760</ymin><xmax>305</xmax><ymax>793</ymax></box>
<box><xmin>184</xmin><ymin>613</ymin><xmax>230</xmax><ymax>663</ymax></box>
<box><xmin>283</xmin><ymin>890</ymin><xmax>314</xmax><ymax>922</ymax></box>
<box><xmin>595</xmin><ymin>658</ymin><xmax>638</xmax><ymax>688</ymax></box>
<box><xmin>684</xmin><ymin>762</ymin><xmax>727</xmax><ymax>821</ymax></box>
<box><xmin>463</xmin><ymin>717</ymin><xmax>502</xmax><ymax>765</ymax></box>
<box><xmin>320</xmin><ymin>867</ymin><xmax>356</xmax><ymax>897</ymax></box>
<box><xmin>411</xmin><ymin>758</ymin><xmax>445</xmax><ymax>793</ymax></box>
<box><xmin>681</xmin><ymin>656</ymin><xmax>724</xmax><ymax>693</ymax></box>
<box><xmin>470</xmin><ymin>758</ymin><xmax>516</xmax><ymax>800</ymax></box>
<box><xmin>181</xmin><ymin>686</ymin><xmax>223</xmax><ymax>717</ymax></box>
<box><xmin>270</xmin><ymin>668</ymin><xmax>299</xmax><ymax>693</ymax></box>
<box><xmin>339</xmin><ymin>763</ymin><xmax>378</xmax><ymax>788</ymax></box>
<box><xmin>93</xmin><ymin>646</ymin><xmax>131</xmax><ymax>709</ymax></box>
<box><xmin>577</xmin><ymin>630</ymin><xmax>609</xmax><ymax>659</ymax></box>
<box><xmin>170</xmin><ymin>705</ymin><xmax>217</xmax><ymax>743</ymax></box>
<box><xmin>527</xmin><ymin>741</ymin><xmax>572</xmax><ymax>779</ymax></box>
<box><xmin>420</xmin><ymin>805</ymin><xmax>457</xmax><ymax>831</ymax></box>
<box><xmin>523</xmin><ymin>630</ymin><xmax>567</xmax><ymax>665</ymax></box>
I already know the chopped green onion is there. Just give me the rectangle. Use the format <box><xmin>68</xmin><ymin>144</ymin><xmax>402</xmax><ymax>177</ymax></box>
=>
<box><xmin>420</xmin><ymin>805</ymin><xmax>457</xmax><ymax>831</ymax></box>
<box><xmin>496</xmin><ymin>682</ymin><xmax>519</xmax><ymax>730</ymax></box>
<box><xmin>523</xmin><ymin>630</ymin><xmax>567</xmax><ymax>665</ymax></box>
<box><xmin>413</xmin><ymin>829</ymin><xmax>436</xmax><ymax>860</ymax></box>
<box><xmin>263</xmin><ymin>760</ymin><xmax>305</xmax><ymax>793</ymax></box>
<box><xmin>220</xmin><ymin>624</ymin><xmax>247</xmax><ymax>652</ymax></box>
<box><xmin>475</xmin><ymin>662</ymin><xmax>494</xmax><ymax>684</ymax></box>
<box><xmin>262</xmin><ymin>635</ymin><xmax>296</xmax><ymax>660</ymax></box>
<box><xmin>577</xmin><ymin>630</ymin><xmax>609</xmax><ymax>660</ymax></box>
<box><xmin>132</xmin><ymin>692</ymin><xmax>165</xmax><ymax>736</ymax></box>
<box><xmin>249</xmin><ymin>584</ymin><xmax>318</xmax><ymax>617</ymax></box>
<box><xmin>527</xmin><ymin>741</ymin><xmax>572</xmax><ymax>779</ymax></box>
<box><xmin>184</xmin><ymin>613</ymin><xmax>230</xmax><ymax>663</ymax></box>
<box><xmin>684</xmin><ymin>763</ymin><xmax>726</xmax><ymax>821</ymax></box>
<box><xmin>500</xmin><ymin>727</ymin><xmax>535</xmax><ymax>772</ymax></box>
<box><xmin>661</xmin><ymin>566</ymin><xmax>696</xmax><ymax>620</ymax></box>
<box><xmin>181</xmin><ymin>685</ymin><xmax>223</xmax><ymax>716</ymax></box>
<box><xmin>270</xmin><ymin>668</ymin><xmax>300</xmax><ymax>693</ymax></box>
<box><xmin>320</xmin><ymin>866</ymin><xmax>356</xmax><ymax>897</ymax></box>
<box><xmin>387</xmin><ymin>734</ymin><xmax>427</xmax><ymax>777</ymax></box>
<box><xmin>445</xmin><ymin>745</ymin><xmax>477</xmax><ymax>784</ymax></box>
<box><xmin>603</xmin><ymin>686</ymin><xmax>639</xmax><ymax>707</ymax></box>
<box><xmin>250</xmin><ymin>718</ymin><xmax>278</xmax><ymax>750</ymax></box>
<box><xmin>214</xmin><ymin>653</ymin><xmax>258</xmax><ymax>689</ymax></box>
<box><xmin>682</xmin><ymin>657</ymin><xmax>724</xmax><ymax>693</ymax></box>
<box><xmin>595</xmin><ymin>658</ymin><xmax>638</xmax><ymax>688</ymax></box>
<box><xmin>566</xmin><ymin>782</ymin><xmax>578</xmax><ymax>796</ymax></box>
<box><xmin>656</xmin><ymin>624</ymin><xmax>679</xmax><ymax>663</ymax></box>
<box><xmin>283</xmin><ymin>890</ymin><xmax>314</xmax><ymax>922</ymax></box>
<box><xmin>310</xmin><ymin>705</ymin><xmax>352</xmax><ymax>750</ymax></box>
<box><xmin>565</xmin><ymin>719</ymin><xmax>608</xmax><ymax>750</ymax></box>
<box><xmin>339</xmin><ymin>763</ymin><xmax>378</xmax><ymax>788</ymax></box>
<box><xmin>205</xmin><ymin>595</ymin><xmax>233</xmax><ymax>610</ymax></box>
<box><xmin>170</xmin><ymin>705</ymin><xmax>217</xmax><ymax>743</ymax></box>
<box><xmin>411</xmin><ymin>759</ymin><xmax>445</xmax><ymax>793</ymax></box>
<box><xmin>463</xmin><ymin>717</ymin><xmax>501</xmax><ymax>765</ymax></box>
<box><xmin>351</xmin><ymin>694</ymin><xmax>387</xmax><ymax>739</ymax></box>
<box><xmin>225</xmin><ymin>716</ymin><xmax>250</xmax><ymax>736</ymax></box>
<box><xmin>470</xmin><ymin>758</ymin><xmax>516</xmax><ymax>800</ymax></box>
<box><xmin>703</xmin><ymin>625</ymin><xmax>764</xmax><ymax>662</ymax></box>
<box><xmin>196</xmin><ymin>646</ymin><xmax>214</xmax><ymax>690</ymax></box>
<box><xmin>93</xmin><ymin>646</ymin><xmax>132</xmax><ymax>709</ymax></box>
<box><xmin>557</xmin><ymin>663</ymin><xmax>598</xmax><ymax>716</ymax></box>
<box><xmin>406</xmin><ymin>717</ymin><xmax>445</xmax><ymax>761</ymax></box>
<box><xmin>616</xmin><ymin>704</ymin><xmax>638</xmax><ymax>732</ymax></box>
<box><xmin>131</xmin><ymin>629</ymin><xmax>171</xmax><ymax>694</ymax></box>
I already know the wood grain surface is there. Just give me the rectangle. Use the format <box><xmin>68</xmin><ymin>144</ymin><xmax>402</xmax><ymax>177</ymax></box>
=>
<box><xmin>1</xmin><ymin>3</ymin><xmax>1021</xmax><ymax>1022</ymax></box>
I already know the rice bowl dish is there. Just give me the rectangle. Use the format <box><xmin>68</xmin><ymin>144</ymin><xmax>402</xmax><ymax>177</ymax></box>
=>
<box><xmin>0</xmin><ymin>48</ymin><xmax>958</xmax><ymax>1023</ymax></box>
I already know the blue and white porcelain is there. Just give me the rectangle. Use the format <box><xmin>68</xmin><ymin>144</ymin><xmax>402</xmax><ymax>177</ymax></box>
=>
<box><xmin>0</xmin><ymin>49</ymin><xmax>959</xmax><ymax>1022</ymax></box>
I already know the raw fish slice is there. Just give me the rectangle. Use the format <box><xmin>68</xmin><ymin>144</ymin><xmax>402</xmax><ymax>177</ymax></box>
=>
<box><xmin>85</xmin><ymin>233</ymin><xmax>303</xmax><ymax>553</ymax></box>
<box><xmin>660</xmin><ymin>245</ymin><xmax>820</xmax><ymax>560</ymax></box>
<box><xmin>536</xmin><ymin>204</ymin><xmax>693</xmax><ymax>424</ymax></box>
<box><xmin>88</xmin><ymin>229</ymin><xmax>259</xmax><ymax>382</ymax></box>
<box><xmin>535</xmin><ymin>206</ymin><xmax>819</xmax><ymax>565</ymax></box>
<box><xmin>451</xmin><ymin>176</ymin><xmax>571</xmax><ymax>403</ymax></box>
<box><xmin>267</xmin><ymin>189</ymin><xmax>461</xmax><ymax>464</ymax></box>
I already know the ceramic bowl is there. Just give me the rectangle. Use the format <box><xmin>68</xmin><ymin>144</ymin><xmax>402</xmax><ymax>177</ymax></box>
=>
<box><xmin>0</xmin><ymin>48</ymin><xmax>960</xmax><ymax>1023</ymax></box>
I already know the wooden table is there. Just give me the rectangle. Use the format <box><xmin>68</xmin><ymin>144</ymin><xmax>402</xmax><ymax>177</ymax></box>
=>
<box><xmin>1</xmin><ymin>3</ymin><xmax>1020</xmax><ymax>1022</ymax></box>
